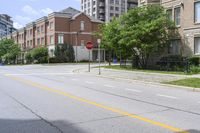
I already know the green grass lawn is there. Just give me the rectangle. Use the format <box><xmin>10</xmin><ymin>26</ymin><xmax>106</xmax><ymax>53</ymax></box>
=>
<box><xmin>166</xmin><ymin>78</ymin><xmax>200</xmax><ymax>88</ymax></box>
<box><xmin>103</xmin><ymin>65</ymin><xmax>189</xmax><ymax>75</ymax></box>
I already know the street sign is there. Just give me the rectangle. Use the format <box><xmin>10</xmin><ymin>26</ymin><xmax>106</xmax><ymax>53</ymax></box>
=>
<box><xmin>86</xmin><ymin>41</ymin><xmax>93</xmax><ymax>50</ymax></box>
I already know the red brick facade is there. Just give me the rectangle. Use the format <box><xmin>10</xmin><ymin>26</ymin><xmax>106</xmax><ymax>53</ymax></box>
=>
<box><xmin>10</xmin><ymin>7</ymin><xmax>103</xmax><ymax>61</ymax></box>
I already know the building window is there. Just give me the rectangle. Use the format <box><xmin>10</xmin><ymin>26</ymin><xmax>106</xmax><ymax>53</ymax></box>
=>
<box><xmin>169</xmin><ymin>40</ymin><xmax>181</xmax><ymax>55</ymax></box>
<box><xmin>174</xmin><ymin>7</ymin><xmax>181</xmax><ymax>26</ymax></box>
<box><xmin>80</xmin><ymin>21</ymin><xmax>85</xmax><ymax>31</ymax></box>
<box><xmin>115</xmin><ymin>7</ymin><xmax>119</xmax><ymax>11</ymax></box>
<box><xmin>41</xmin><ymin>37</ymin><xmax>44</xmax><ymax>45</ymax></box>
<box><xmin>110</xmin><ymin>0</ymin><xmax>114</xmax><ymax>4</ymax></box>
<box><xmin>30</xmin><ymin>29</ymin><xmax>32</xmax><ymax>36</ymax></box>
<box><xmin>58</xmin><ymin>34</ymin><xmax>64</xmax><ymax>44</ymax></box>
<box><xmin>110</xmin><ymin>6</ymin><xmax>114</xmax><ymax>10</ymax></box>
<box><xmin>110</xmin><ymin>13</ymin><xmax>114</xmax><ymax>17</ymax></box>
<box><xmin>37</xmin><ymin>38</ymin><xmax>40</xmax><ymax>45</ymax></box>
<box><xmin>41</xmin><ymin>25</ymin><xmax>44</xmax><ymax>33</ymax></box>
<box><xmin>30</xmin><ymin>40</ymin><xmax>32</xmax><ymax>47</ymax></box>
<box><xmin>195</xmin><ymin>37</ymin><xmax>200</xmax><ymax>55</ymax></box>
<box><xmin>37</xmin><ymin>27</ymin><xmax>40</xmax><ymax>34</ymax></box>
<box><xmin>195</xmin><ymin>2</ymin><xmax>200</xmax><ymax>23</ymax></box>
<box><xmin>27</xmin><ymin>41</ymin><xmax>29</xmax><ymax>47</ymax></box>
<box><xmin>50</xmin><ymin>36</ymin><xmax>54</xmax><ymax>44</ymax></box>
<box><xmin>50</xmin><ymin>22</ymin><xmax>54</xmax><ymax>30</ymax></box>
<box><xmin>166</xmin><ymin>9</ymin><xmax>173</xmax><ymax>20</ymax></box>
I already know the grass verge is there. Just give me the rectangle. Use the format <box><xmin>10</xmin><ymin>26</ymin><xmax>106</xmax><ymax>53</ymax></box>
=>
<box><xmin>103</xmin><ymin>65</ymin><xmax>189</xmax><ymax>75</ymax></box>
<box><xmin>166</xmin><ymin>78</ymin><xmax>200</xmax><ymax>88</ymax></box>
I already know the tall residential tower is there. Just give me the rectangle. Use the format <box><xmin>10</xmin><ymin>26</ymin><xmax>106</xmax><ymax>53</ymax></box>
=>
<box><xmin>0</xmin><ymin>14</ymin><xmax>16</xmax><ymax>38</ymax></box>
<box><xmin>81</xmin><ymin>0</ymin><xmax>138</xmax><ymax>22</ymax></box>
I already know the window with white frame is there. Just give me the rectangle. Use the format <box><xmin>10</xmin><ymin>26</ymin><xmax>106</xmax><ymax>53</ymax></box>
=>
<box><xmin>37</xmin><ymin>27</ymin><xmax>40</xmax><ymax>34</ymax></box>
<box><xmin>41</xmin><ymin>25</ymin><xmax>44</xmax><ymax>33</ymax></box>
<box><xmin>50</xmin><ymin>36</ymin><xmax>54</xmax><ymax>44</ymax></box>
<box><xmin>50</xmin><ymin>22</ymin><xmax>54</xmax><ymax>30</ymax></box>
<box><xmin>58</xmin><ymin>34</ymin><xmax>64</xmax><ymax>44</ymax></box>
<box><xmin>195</xmin><ymin>2</ymin><xmax>200</xmax><ymax>23</ymax></box>
<box><xmin>195</xmin><ymin>37</ymin><xmax>200</xmax><ymax>55</ymax></box>
<box><xmin>169</xmin><ymin>40</ymin><xmax>181</xmax><ymax>55</ymax></box>
<box><xmin>37</xmin><ymin>38</ymin><xmax>40</xmax><ymax>45</ymax></box>
<box><xmin>174</xmin><ymin>7</ymin><xmax>181</xmax><ymax>26</ymax></box>
<box><xmin>41</xmin><ymin>37</ymin><xmax>44</xmax><ymax>45</ymax></box>
<box><xmin>80</xmin><ymin>21</ymin><xmax>85</xmax><ymax>31</ymax></box>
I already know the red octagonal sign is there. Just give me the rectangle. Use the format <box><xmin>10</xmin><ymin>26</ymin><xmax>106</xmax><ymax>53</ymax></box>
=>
<box><xmin>86</xmin><ymin>41</ymin><xmax>93</xmax><ymax>50</ymax></box>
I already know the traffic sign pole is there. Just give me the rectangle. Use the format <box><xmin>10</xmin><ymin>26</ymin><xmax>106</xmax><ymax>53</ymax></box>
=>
<box><xmin>88</xmin><ymin>50</ymin><xmax>90</xmax><ymax>72</ymax></box>
<box><xmin>86</xmin><ymin>41</ymin><xmax>93</xmax><ymax>73</ymax></box>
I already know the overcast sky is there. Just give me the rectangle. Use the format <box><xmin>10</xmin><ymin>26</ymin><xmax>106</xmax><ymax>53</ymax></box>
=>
<box><xmin>0</xmin><ymin>0</ymin><xmax>81</xmax><ymax>29</ymax></box>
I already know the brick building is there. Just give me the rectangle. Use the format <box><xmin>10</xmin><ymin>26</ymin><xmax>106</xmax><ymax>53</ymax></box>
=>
<box><xmin>9</xmin><ymin>7</ymin><xmax>103</xmax><ymax>62</ymax></box>
<box><xmin>138</xmin><ymin>0</ymin><xmax>200</xmax><ymax>57</ymax></box>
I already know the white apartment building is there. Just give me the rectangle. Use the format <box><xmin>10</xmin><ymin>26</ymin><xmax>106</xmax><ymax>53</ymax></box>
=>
<box><xmin>81</xmin><ymin>0</ymin><xmax>138</xmax><ymax>22</ymax></box>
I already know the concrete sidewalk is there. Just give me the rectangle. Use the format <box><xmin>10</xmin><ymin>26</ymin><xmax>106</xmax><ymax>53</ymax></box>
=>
<box><xmin>76</xmin><ymin>67</ymin><xmax>191</xmax><ymax>83</ymax></box>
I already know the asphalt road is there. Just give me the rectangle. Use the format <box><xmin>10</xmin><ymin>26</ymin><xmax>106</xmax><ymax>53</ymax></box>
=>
<box><xmin>0</xmin><ymin>64</ymin><xmax>200</xmax><ymax>133</ymax></box>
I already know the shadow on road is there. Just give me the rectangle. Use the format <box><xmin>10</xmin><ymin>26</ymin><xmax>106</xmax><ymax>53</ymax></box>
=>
<box><xmin>178</xmin><ymin>129</ymin><xmax>200</xmax><ymax>133</ymax></box>
<box><xmin>0</xmin><ymin>118</ymin><xmax>86</xmax><ymax>133</ymax></box>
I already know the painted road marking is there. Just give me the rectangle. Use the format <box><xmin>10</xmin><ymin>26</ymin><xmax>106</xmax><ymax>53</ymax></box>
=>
<box><xmin>7</xmin><ymin>75</ymin><xmax>189</xmax><ymax>133</ymax></box>
<box><xmin>5</xmin><ymin>72</ymin><xmax>73</xmax><ymax>76</ymax></box>
<box><xmin>104</xmin><ymin>84</ymin><xmax>115</xmax><ymax>88</ymax></box>
<box><xmin>85</xmin><ymin>81</ymin><xmax>94</xmax><ymax>84</ymax></box>
<box><xmin>156</xmin><ymin>94</ymin><xmax>178</xmax><ymax>100</ymax></box>
<box><xmin>125</xmin><ymin>88</ymin><xmax>142</xmax><ymax>93</ymax></box>
<box><xmin>71</xmin><ymin>78</ymin><xmax>78</xmax><ymax>81</ymax></box>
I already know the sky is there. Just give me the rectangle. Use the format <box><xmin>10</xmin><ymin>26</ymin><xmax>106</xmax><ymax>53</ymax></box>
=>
<box><xmin>0</xmin><ymin>0</ymin><xmax>81</xmax><ymax>29</ymax></box>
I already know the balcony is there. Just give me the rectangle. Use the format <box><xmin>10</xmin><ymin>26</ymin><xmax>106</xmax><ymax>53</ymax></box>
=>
<box><xmin>99</xmin><ymin>2</ymin><xmax>105</xmax><ymax>7</ymax></box>
<box><xmin>99</xmin><ymin>9</ymin><xmax>105</xmax><ymax>13</ymax></box>
<box><xmin>99</xmin><ymin>16</ymin><xmax>105</xmax><ymax>21</ymax></box>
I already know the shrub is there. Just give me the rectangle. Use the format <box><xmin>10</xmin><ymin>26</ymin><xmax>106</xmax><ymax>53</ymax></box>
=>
<box><xmin>189</xmin><ymin>57</ymin><xmax>200</xmax><ymax>66</ymax></box>
<box><xmin>31</xmin><ymin>47</ymin><xmax>48</xmax><ymax>63</ymax></box>
<box><xmin>54</xmin><ymin>44</ymin><xmax>75</xmax><ymax>63</ymax></box>
<box><xmin>25</xmin><ymin>52</ymin><xmax>33</xmax><ymax>64</ymax></box>
<box><xmin>157</xmin><ymin>55</ymin><xmax>187</xmax><ymax>71</ymax></box>
<box><xmin>49</xmin><ymin>57</ymin><xmax>63</xmax><ymax>63</ymax></box>
<box><xmin>190</xmin><ymin>66</ymin><xmax>200</xmax><ymax>74</ymax></box>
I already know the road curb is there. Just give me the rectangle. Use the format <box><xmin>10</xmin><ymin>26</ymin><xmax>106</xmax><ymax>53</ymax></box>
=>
<box><xmin>73</xmin><ymin>68</ymin><xmax>200</xmax><ymax>92</ymax></box>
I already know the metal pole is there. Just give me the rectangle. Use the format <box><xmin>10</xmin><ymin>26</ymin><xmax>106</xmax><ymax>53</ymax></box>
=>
<box><xmin>76</xmin><ymin>32</ymin><xmax>78</xmax><ymax>63</ymax></box>
<box><xmin>98</xmin><ymin>39</ymin><xmax>101</xmax><ymax>75</ymax></box>
<box><xmin>88</xmin><ymin>50</ymin><xmax>90</xmax><ymax>72</ymax></box>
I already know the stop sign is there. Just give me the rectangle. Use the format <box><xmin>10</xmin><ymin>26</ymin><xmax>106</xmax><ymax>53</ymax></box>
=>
<box><xmin>86</xmin><ymin>41</ymin><xmax>93</xmax><ymax>50</ymax></box>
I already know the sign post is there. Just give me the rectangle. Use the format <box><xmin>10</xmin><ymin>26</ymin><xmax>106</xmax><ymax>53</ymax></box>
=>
<box><xmin>97</xmin><ymin>39</ymin><xmax>101</xmax><ymax>75</ymax></box>
<box><xmin>86</xmin><ymin>41</ymin><xmax>93</xmax><ymax>72</ymax></box>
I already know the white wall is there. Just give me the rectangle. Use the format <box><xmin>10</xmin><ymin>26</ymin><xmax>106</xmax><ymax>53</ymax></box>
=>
<box><xmin>73</xmin><ymin>46</ymin><xmax>92</xmax><ymax>61</ymax></box>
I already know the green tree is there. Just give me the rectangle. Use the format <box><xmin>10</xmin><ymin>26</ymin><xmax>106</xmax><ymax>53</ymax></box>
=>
<box><xmin>25</xmin><ymin>52</ymin><xmax>33</xmax><ymax>64</ymax></box>
<box><xmin>100</xmin><ymin>5</ymin><xmax>176</xmax><ymax>68</ymax></box>
<box><xmin>99</xmin><ymin>18</ymin><xmax>124</xmax><ymax>65</ymax></box>
<box><xmin>31</xmin><ymin>47</ymin><xmax>48</xmax><ymax>63</ymax></box>
<box><xmin>0</xmin><ymin>39</ymin><xmax>20</xmax><ymax>64</ymax></box>
<box><xmin>54</xmin><ymin>44</ymin><xmax>75</xmax><ymax>62</ymax></box>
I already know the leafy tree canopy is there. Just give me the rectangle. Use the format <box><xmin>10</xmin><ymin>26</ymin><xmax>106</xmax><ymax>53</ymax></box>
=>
<box><xmin>0</xmin><ymin>39</ymin><xmax>20</xmax><ymax>63</ymax></box>
<box><xmin>31</xmin><ymin>47</ymin><xmax>48</xmax><ymax>63</ymax></box>
<box><xmin>99</xmin><ymin>5</ymin><xmax>176</xmax><ymax>68</ymax></box>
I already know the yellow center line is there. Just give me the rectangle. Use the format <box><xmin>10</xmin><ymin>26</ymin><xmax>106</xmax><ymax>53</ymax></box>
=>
<box><xmin>6</xmin><ymin>75</ymin><xmax>189</xmax><ymax>133</ymax></box>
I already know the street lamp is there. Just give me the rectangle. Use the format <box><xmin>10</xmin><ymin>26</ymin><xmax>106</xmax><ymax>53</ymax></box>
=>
<box><xmin>97</xmin><ymin>39</ymin><xmax>101</xmax><ymax>75</ymax></box>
